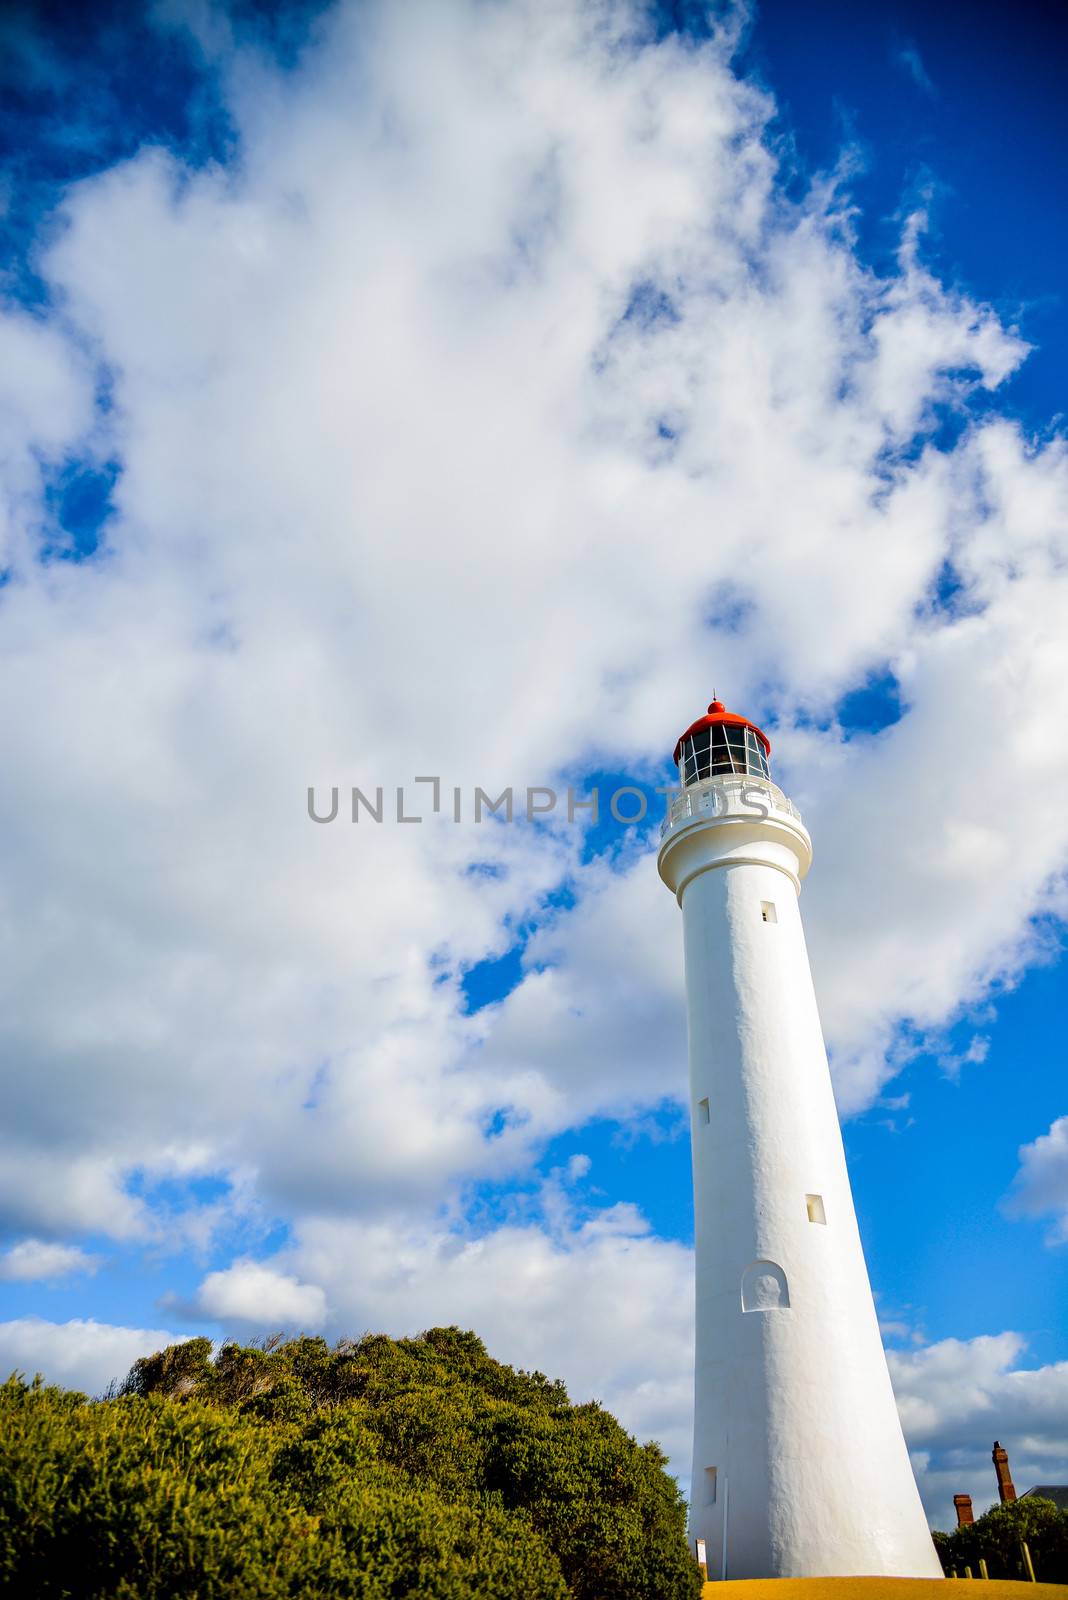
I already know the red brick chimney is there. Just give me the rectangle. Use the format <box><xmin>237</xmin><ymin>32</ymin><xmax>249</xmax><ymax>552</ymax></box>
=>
<box><xmin>992</xmin><ymin>1441</ymin><xmax>1016</xmax><ymax>1503</ymax></box>
<box><xmin>954</xmin><ymin>1494</ymin><xmax>975</xmax><ymax>1527</ymax></box>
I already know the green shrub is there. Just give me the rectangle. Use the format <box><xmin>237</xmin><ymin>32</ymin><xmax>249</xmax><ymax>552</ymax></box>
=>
<box><xmin>0</xmin><ymin>1328</ymin><xmax>701</xmax><ymax>1600</ymax></box>
<box><xmin>935</xmin><ymin>1495</ymin><xmax>1068</xmax><ymax>1582</ymax></box>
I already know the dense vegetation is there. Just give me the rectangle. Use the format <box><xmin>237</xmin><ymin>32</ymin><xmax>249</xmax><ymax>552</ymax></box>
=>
<box><xmin>0</xmin><ymin>1326</ymin><xmax>701</xmax><ymax>1600</ymax></box>
<box><xmin>934</xmin><ymin>1495</ymin><xmax>1068</xmax><ymax>1583</ymax></box>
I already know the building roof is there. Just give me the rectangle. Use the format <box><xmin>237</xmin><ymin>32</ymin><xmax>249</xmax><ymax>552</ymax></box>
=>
<box><xmin>1020</xmin><ymin>1486</ymin><xmax>1068</xmax><ymax>1510</ymax></box>
<box><xmin>672</xmin><ymin>699</ymin><xmax>772</xmax><ymax>767</ymax></box>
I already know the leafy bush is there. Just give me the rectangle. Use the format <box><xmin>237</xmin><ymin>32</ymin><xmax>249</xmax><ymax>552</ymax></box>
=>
<box><xmin>935</xmin><ymin>1495</ymin><xmax>1068</xmax><ymax>1582</ymax></box>
<box><xmin>0</xmin><ymin>1327</ymin><xmax>701</xmax><ymax>1600</ymax></box>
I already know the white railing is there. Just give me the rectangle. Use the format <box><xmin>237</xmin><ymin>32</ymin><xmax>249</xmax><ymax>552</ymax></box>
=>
<box><xmin>660</xmin><ymin>775</ymin><xmax>802</xmax><ymax>836</ymax></box>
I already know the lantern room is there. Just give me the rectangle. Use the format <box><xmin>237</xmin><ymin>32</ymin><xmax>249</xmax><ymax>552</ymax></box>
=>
<box><xmin>673</xmin><ymin>699</ymin><xmax>771</xmax><ymax>786</ymax></box>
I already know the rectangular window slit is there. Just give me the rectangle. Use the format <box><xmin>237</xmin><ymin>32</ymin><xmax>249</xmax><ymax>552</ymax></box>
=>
<box><xmin>761</xmin><ymin>901</ymin><xmax>777</xmax><ymax>923</ymax></box>
<box><xmin>704</xmin><ymin>1466</ymin><xmax>717</xmax><ymax>1505</ymax></box>
<box><xmin>806</xmin><ymin>1193</ymin><xmax>826</xmax><ymax>1224</ymax></box>
<box><xmin>697</xmin><ymin>1097</ymin><xmax>710</xmax><ymax>1125</ymax></box>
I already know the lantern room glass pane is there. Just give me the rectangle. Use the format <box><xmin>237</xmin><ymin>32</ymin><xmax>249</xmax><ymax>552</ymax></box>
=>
<box><xmin>682</xmin><ymin>729</ymin><xmax>707</xmax><ymax>784</ymax></box>
<box><xmin>708</xmin><ymin>728</ymin><xmax>734</xmax><ymax>775</ymax></box>
<box><xmin>679</xmin><ymin>724</ymin><xmax>771</xmax><ymax>787</ymax></box>
<box><xmin>746</xmin><ymin>728</ymin><xmax>770</xmax><ymax>779</ymax></box>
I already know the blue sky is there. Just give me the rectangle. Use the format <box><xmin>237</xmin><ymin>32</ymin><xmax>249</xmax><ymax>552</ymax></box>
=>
<box><xmin>744</xmin><ymin>0</ymin><xmax>1068</xmax><ymax>434</ymax></box>
<box><xmin>0</xmin><ymin>0</ymin><xmax>1066</xmax><ymax>1528</ymax></box>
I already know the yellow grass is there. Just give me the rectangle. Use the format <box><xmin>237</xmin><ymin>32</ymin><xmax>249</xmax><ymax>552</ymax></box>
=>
<box><xmin>703</xmin><ymin>1581</ymin><xmax>1065</xmax><ymax>1599</ymax></box>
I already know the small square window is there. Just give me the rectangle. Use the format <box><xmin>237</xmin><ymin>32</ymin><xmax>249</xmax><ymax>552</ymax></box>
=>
<box><xmin>806</xmin><ymin>1193</ymin><xmax>826</xmax><ymax>1224</ymax></box>
<box><xmin>761</xmin><ymin>901</ymin><xmax>777</xmax><ymax>923</ymax></box>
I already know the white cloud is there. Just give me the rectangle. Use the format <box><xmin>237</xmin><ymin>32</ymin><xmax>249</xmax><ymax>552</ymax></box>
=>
<box><xmin>0</xmin><ymin>1149</ymin><xmax>147</xmax><ymax>1242</ymax></box>
<box><xmin>0</xmin><ymin>309</ymin><xmax>97</xmax><ymax>568</ymax></box>
<box><xmin>0</xmin><ymin>0</ymin><xmax>1063</xmax><ymax>1375</ymax></box>
<box><xmin>188</xmin><ymin>1261</ymin><xmax>328</xmax><ymax>1329</ymax></box>
<box><xmin>1006</xmin><ymin>1117</ymin><xmax>1068</xmax><ymax>1243</ymax></box>
<box><xmin>888</xmin><ymin>1333</ymin><xmax>1068</xmax><ymax>1526</ymax></box>
<box><xmin>0</xmin><ymin>1239</ymin><xmax>100</xmax><ymax>1282</ymax></box>
<box><xmin>472</xmin><ymin>849</ymin><xmax>687</xmax><ymax>1127</ymax></box>
<box><xmin>290</xmin><ymin>1191</ymin><xmax>695</xmax><ymax>1468</ymax></box>
<box><xmin>0</xmin><ymin>1317</ymin><xmax>183</xmax><ymax>1396</ymax></box>
<box><xmin>895</xmin><ymin>44</ymin><xmax>935</xmax><ymax>97</ymax></box>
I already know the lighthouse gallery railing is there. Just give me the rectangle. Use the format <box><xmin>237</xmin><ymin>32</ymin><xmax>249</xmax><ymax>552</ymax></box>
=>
<box><xmin>661</xmin><ymin>775</ymin><xmax>802</xmax><ymax>836</ymax></box>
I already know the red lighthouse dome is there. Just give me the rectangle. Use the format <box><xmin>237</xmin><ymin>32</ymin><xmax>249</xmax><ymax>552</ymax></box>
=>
<box><xmin>673</xmin><ymin>698</ymin><xmax>771</xmax><ymax>786</ymax></box>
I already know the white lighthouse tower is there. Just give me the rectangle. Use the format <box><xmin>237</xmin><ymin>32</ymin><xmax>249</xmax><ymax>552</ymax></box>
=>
<box><xmin>657</xmin><ymin>699</ymin><xmax>941</xmax><ymax>1581</ymax></box>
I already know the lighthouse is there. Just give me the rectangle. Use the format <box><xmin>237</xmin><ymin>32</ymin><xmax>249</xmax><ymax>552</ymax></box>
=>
<box><xmin>657</xmin><ymin>699</ymin><xmax>941</xmax><ymax>1581</ymax></box>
